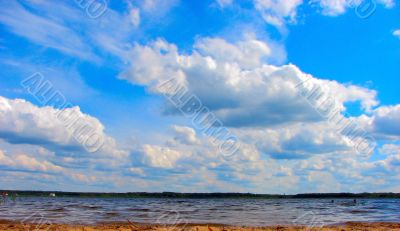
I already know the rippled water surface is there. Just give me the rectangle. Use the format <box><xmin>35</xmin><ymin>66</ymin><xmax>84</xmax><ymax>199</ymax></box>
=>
<box><xmin>0</xmin><ymin>197</ymin><xmax>399</xmax><ymax>226</ymax></box>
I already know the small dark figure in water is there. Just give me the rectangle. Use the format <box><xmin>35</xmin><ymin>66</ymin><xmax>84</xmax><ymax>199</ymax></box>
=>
<box><xmin>353</xmin><ymin>199</ymin><xmax>357</xmax><ymax>204</ymax></box>
<box><xmin>331</xmin><ymin>200</ymin><xmax>334</xmax><ymax>203</ymax></box>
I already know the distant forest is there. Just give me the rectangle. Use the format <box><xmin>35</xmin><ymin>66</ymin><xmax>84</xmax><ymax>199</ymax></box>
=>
<box><xmin>1</xmin><ymin>190</ymin><xmax>400</xmax><ymax>199</ymax></box>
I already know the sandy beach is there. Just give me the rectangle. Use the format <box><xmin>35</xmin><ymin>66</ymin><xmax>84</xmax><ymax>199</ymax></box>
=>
<box><xmin>0</xmin><ymin>221</ymin><xmax>399</xmax><ymax>231</ymax></box>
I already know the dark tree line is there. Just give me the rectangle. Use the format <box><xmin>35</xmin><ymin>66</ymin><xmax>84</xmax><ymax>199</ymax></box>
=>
<box><xmin>1</xmin><ymin>190</ymin><xmax>400</xmax><ymax>199</ymax></box>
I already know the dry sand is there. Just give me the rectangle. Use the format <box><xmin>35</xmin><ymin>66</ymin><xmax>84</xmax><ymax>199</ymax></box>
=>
<box><xmin>0</xmin><ymin>221</ymin><xmax>399</xmax><ymax>231</ymax></box>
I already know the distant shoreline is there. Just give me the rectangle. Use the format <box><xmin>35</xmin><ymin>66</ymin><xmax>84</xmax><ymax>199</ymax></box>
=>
<box><xmin>1</xmin><ymin>190</ymin><xmax>400</xmax><ymax>199</ymax></box>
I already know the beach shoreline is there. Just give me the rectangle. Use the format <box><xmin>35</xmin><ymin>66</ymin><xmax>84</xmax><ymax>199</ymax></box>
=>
<box><xmin>0</xmin><ymin>220</ymin><xmax>399</xmax><ymax>231</ymax></box>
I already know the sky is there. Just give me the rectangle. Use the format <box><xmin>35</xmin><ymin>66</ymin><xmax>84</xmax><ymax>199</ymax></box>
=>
<box><xmin>0</xmin><ymin>0</ymin><xmax>399</xmax><ymax>193</ymax></box>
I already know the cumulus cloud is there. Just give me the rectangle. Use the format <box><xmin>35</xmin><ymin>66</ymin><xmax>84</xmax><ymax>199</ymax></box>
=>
<box><xmin>0</xmin><ymin>141</ymin><xmax>146</xmax><ymax>189</ymax></box>
<box><xmin>393</xmin><ymin>29</ymin><xmax>400</xmax><ymax>39</ymax></box>
<box><xmin>371</xmin><ymin>105</ymin><xmax>400</xmax><ymax>137</ymax></box>
<box><xmin>296</xmin><ymin>152</ymin><xmax>400</xmax><ymax>192</ymax></box>
<box><xmin>379</xmin><ymin>144</ymin><xmax>400</xmax><ymax>156</ymax></box>
<box><xmin>194</xmin><ymin>37</ymin><xmax>271</xmax><ymax>69</ymax></box>
<box><xmin>0</xmin><ymin>96</ymin><xmax>127</xmax><ymax>159</ymax></box>
<box><xmin>142</xmin><ymin>144</ymin><xmax>187</xmax><ymax>168</ymax></box>
<box><xmin>114</xmin><ymin>35</ymin><xmax>400</xmax><ymax>194</ymax></box>
<box><xmin>121</xmin><ymin>37</ymin><xmax>378</xmax><ymax>129</ymax></box>
<box><xmin>171</xmin><ymin>125</ymin><xmax>199</xmax><ymax>145</ymax></box>
<box><xmin>117</xmin><ymin>36</ymin><xmax>393</xmax><ymax>166</ymax></box>
<box><xmin>348</xmin><ymin>104</ymin><xmax>400</xmax><ymax>142</ymax></box>
<box><xmin>235</xmin><ymin>122</ymin><xmax>355</xmax><ymax>160</ymax></box>
<box><xmin>0</xmin><ymin>149</ymin><xmax>63</xmax><ymax>173</ymax></box>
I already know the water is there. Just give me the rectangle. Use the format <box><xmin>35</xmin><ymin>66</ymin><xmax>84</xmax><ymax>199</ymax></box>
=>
<box><xmin>0</xmin><ymin>197</ymin><xmax>399</xmax><ymax>226</ymax></box>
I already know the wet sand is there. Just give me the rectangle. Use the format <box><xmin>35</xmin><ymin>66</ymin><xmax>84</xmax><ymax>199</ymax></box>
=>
<box><xmin>0</xmin><ymin>221</ymin><xmax>399</xmax><ymax>231</ymax></box>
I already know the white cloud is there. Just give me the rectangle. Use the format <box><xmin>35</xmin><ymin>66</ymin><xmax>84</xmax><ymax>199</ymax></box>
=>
<box><xmin>379</xmin><ymin>144</ymin><xmax>400</xmax><ymax>156</ymax></box>
<box><xmin>350</xmin><ymin>104</ymin><xmax>400</xmax><ymax>141</ymax></box>
<box><xmin>0</xmin><ymin>0</ymin><xmax>139</xmax><ymax>62</ymax></box>
<box><xmin>0</xmin><ymin>149</ymin><xmax>63</xmax><ymax>173</ymax></box>
<box><xmin>171</xmin><ymin>125</ymin><xmax>199</xmax><ymax>145</ymax></box>
<box><xmin>0</xmin><ymin>96</ymin><xmax>127</xmax><ymax>159</ymax></box>
<box><xmin>316</xmin><ymin>0</ymin><xmax>395</xmax><ymax>16</ymax></box>
<box><xmin>371</xmin><ymin>105</ymin><xmax>400</xmax><ymax>137</ymax></box>
<box><xmin>317</xmin><ymin>0</ymin><xmax>350</xmax><ymax>16</ymax></box>
<box><xmin>307</xmin><ymin>171</ymin><xmax>342</xmax><ymax>192</ymax></box>
<box><xmin>393</xmin><ymin>29</ymin><xmax>400</xmax><ymax>39</ymax></box>
<box><xmin>232</xmin><ymin>120</ymin><xmax>360</xmax><ymax>160</ymax></box>
<box><xmin>0</xmin><ymin>142</ymin><xmax>145</xmax><ymax>189</ymax></box>
<box><xmin>107</xmin><ymin>35</ymin><xmax>400</xmax><ymax>192</ymax></box>
<box><xmin>115</xmin><ymin>35</ymin><xmax>400</xmax><ymax>194</ymax></box>
<box><xmin>70</xmin><ymin>173</ymin><xmax>97</xmax><ymax>184</ymax></box>
<box><xmin>121</xmin><ymin>37</ymin><xmax>378</xmax><ymax>129</ymax></box>
<box><xmin>296</xmin><ymin>152</ymin><xmax>400</xmax><ymax>192</ymax></box>
<box><xmin>0</xmin><ymin>1</ymin><xmax>96</xmax><ymax>61</ymax></box>
<box><xmin>128</xmin><ymin>167</ymin><xmax>146</xmax><ymax>176</ymax></box>
<box><xmin>213</xmin><ymin>0</ymin><xmax>304</xmax><ymax>28</ymax></box>
<box><xmin>142</xmin><ymin>144</ymin><xmax>187</xmax><ymax>168</ymax></box>
<box><xmin>216</xmin><ymin>0</ymin><xmax>395</xmax><ymax>28</ymax></box>
<box><xmin>194</xmin><ymin>37</ymin><xmax>271</xmax><ymax>69</ymax></box>
<box><xmin>254</xmin><ymin>0</ymin><xmax>303</xmax><ymax>27</ymax></box>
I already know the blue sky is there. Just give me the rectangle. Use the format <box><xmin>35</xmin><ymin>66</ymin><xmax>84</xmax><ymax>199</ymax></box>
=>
<box><xmin>0</xmin><ymin>0</ymin><xmax>399</xmax><ymax>193</ymax></box>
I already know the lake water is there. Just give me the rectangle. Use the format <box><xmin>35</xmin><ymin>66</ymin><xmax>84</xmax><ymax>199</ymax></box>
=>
<box><xmin>0</xmin><ymin>197</ymin><xmax>399</xmax><ymax>226</ymax></box>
